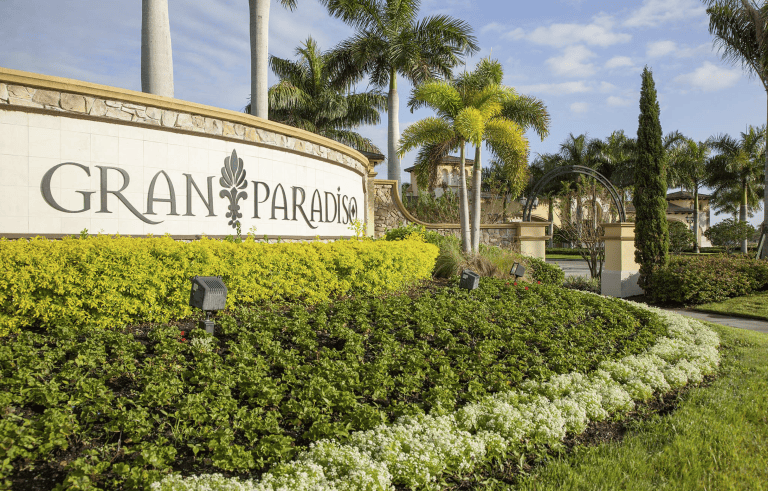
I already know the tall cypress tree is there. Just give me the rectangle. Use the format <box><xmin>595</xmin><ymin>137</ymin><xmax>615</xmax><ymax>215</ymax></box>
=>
<box><xmin>634</xmin><ymin>66</ymin><xmax>668</xmax><ymax>289</ymax></box>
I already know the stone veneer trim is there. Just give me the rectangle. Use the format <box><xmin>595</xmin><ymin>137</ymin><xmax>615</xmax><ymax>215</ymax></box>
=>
<box><xmin>0</xmin><ymin>66</ymin><xmax>371</xmax><ymax>176</ymax></box>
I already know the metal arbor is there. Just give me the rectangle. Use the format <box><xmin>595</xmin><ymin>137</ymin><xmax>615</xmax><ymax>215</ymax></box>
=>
<box><xmin>521</xmin><ymin>165</ymin><xmax>627</xmax><ymax>222</ymax></box>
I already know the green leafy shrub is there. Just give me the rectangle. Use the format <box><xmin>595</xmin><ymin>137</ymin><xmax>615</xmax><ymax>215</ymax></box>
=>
<box><xmin>0</xmin><ymin>236</ymin><xmax>438</xmax><ymax>335</ymax></box>
<box><xmin>704</xmin><ymin>218</ymin><xmax>756</xmax><ymax>254</ymax></box>
<box><xmin>0</xmin><ymin>280</ymin><xmax>667</xmax><ymax>489</ymax></box>
<box><xmin>383</xmin><ymin>223</ymin><xmax>444</xmax><ymax>246</ymax></box>
<box><xmin>563</xmin><ymin>275</ymin><xmax>601</xmax><ymax>293</ymax></box>
<box><xmin>527</xmin><ymin>257</ymin><xmax>566</xmax><ymax>285</ymax></box>
<box><xmin>545</xmin><ymin>247</ymin><xmax>589</xmax><ymax>256</ymax></box>
<box><xmin>668</xmin><ymin>220</ymin><xmax>695</xmax><ymax>254</ymax></box>
<box><xmin>647</xmin><ymin>254</ymin><xmax>768</xmax><ymax>304</ymax></box>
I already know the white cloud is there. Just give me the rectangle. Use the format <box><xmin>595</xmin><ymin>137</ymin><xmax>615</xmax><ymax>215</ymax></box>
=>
<box><xmin>607</xmin><ymin>96</ymin><xmax>632</xmax><ymax>107</ymax></box>
<box><xmin>647</xmin><ymin>40</ymin><xmax>677</xmax><ymax>58</ymax></box>
<box><xmin>517</xmin><ymin>81</ymin><xmax>593</xmax><ymax>95</ymax></box>
<box><xmin>672</xmin><ymin>61</ymin><xmax>742</xmax><ymax>92</ymax></box>
<box><xmin>624</xmin><ymin>0</ymin><xmax>706</xmax><ymax>28</ymax></box>
<box><xmin>605</xmin><ymin>56</ymin><xmax>633</xmax><ymax>69</ymax></box>
<box><xmin>546</xmin><ymin>45</ymin><xmax>597</xmax><ymax>77</ymax></box>
<box><xmin>599</xmin><ymin>81</ymin><xmax>617</xmax><ymax>93</ymax></box>
<box><xmin>571</xmin><ymin>102</ymin><xmax>590</xmax><ymax>113</ymax></box>
<box><xmin>507</xmin><ymin>14</ymin><xmax>631</xmax><ymax>48</ymax></box>
<box><xmin>481</xmin><ymin>22</ymin><xmax>506</xmax><ymax>34</ymax></box>
<box><xmin>505</xmin><ymin>27</ymin><xmax>526</xmax><ymax>40</ymax></box>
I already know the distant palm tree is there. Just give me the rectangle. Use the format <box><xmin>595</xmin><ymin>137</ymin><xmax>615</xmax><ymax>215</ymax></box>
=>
<box><xmin>668</xmin><ymin>138</ymin><xmax>710</xmax><ymax>253</ymax></box>
<box><xmin>529</xmin><ymin>152</ymin><xmax>566</xmax><ymax>247</ymax></box>
<box><xmin>399</xmin><ymin>59</ymin><xmax>546</xmax><ymax>254</ymax></box>
<box><xmin>320</xmin><ymin>0</ymin><xmax>479</xmax><ymax>189</ymax></box>
<box><xmin>702</xmin><ymin>0</ymin><xmax>768</xmax><ymax>231</ymax></box>
<box><xmin>249</xmin><ymin>0</ymin><xmax>297</xmax><ymax>118</ymax></box>
<box><xmin>706</xmin><ymin>125</ymin><xmax>766</xmax><ymax>253</ymax></box>
<box><xmin>246</xmin><ymin>37</ymin><xmax>386</xmax><ymax>152</ymax></box>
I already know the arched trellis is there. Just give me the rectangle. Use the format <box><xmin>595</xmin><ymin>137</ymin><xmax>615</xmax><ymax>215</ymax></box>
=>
<box><xmin>522</xmin><ymin>165</ymin><xmax>627</xmax><ymax>222</ymax></box>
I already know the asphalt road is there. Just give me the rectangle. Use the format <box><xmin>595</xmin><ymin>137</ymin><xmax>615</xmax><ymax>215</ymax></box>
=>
<box><xmin>546</xmin><ymin>258</ymin><xmax>592</xmax><ymax>278</ymax></box>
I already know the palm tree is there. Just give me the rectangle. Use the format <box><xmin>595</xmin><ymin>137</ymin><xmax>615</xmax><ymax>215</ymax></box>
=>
<box><xmin>397</xmin><ymin>81</ymin><xmax>473</xmax><ymax>253</ymax></box>
<box><xmin>597</xmin><ymin>130</ymin><xmax>637</xmax><ymax>207</ymax></box>
<box><xmin>141</xmin><ymin>0</ymin><xmax>174</xmax><ymax>97</ymax></box>
<box><xmin>702</xmin><ymin>0</ymin><xmax>768</xmax><ymax>232</ymax></box>
<box><xmin>530</xmin><ymin>152</ymin><xmax>566</xmax><ymax>247</ymax></box>
<box><xmin>320</xmin><ymin>0</ymin><xmax>479</xmax><ymax>189</ymax></box>
<box><xmin>245</xmin><ymin>37</ymin><xmax>386</xmax><ymax>152</ymax></box>
<box><xmin>452</xmin><ymin>59</ymin><xmax>550</xmax><ymax>252</ymax></box>
<box><xmin>249</xmin><ymin>0</ymin><xmax>297</xmax><ymax>119</ymax></box>
<box><xmin>399</xmin><ymin>59</ymin><xmax>547</xmax><ymax>254</ymax></box>
<box><xmin>706</xmin><ymin>125</ymin><xmax>766</xmax><ymax>253</ymax></box>
<box><xmin>668</xmin><ymin>138</ymin><xmax>710</xmax><ymax>253</ymax></box>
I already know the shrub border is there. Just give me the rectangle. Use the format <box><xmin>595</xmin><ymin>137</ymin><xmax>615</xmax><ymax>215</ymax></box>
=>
<box><xmin>152</xmin><ymin>301</ymin><xmax>720</xmax><ymax>491</ymax></box>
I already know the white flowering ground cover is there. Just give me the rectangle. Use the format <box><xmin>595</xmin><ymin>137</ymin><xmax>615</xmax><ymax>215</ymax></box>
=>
<box><xmin>152</xmin><ymin>302</ymin><xmax>720</xmax><ymax>491</ymax></box>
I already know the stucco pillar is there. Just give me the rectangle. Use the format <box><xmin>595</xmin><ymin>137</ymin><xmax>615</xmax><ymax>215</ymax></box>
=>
<box><xmin>516</xmin><ymin>222</ymin><xmax>549</xmax><ymax>259</ymax></box>
<box><xmin>141</xmin><ymin>0</ymin><xmax>174</xmax><ymax>97</ymax></box>
<box><xmin>601</xmin><ymin>223</ymin><xmax>643</xmax><ymax>297</ymax></box>
<box><xmin>366</xmin><ymin>169</ymin><xmax>378</xmax><ymax>237</ymax></box>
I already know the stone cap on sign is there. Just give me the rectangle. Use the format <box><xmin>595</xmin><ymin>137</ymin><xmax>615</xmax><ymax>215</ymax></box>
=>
<box><xmin>0</xmin><ymin>66</ymin><xmax>375</xmax><ymax>176</ymax></box>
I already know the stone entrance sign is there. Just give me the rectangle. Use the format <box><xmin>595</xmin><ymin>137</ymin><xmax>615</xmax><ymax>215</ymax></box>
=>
<box><xmin>0</xmin><ymin>67</ymin><xmax>371</xmax><ymax>239</ymax></box>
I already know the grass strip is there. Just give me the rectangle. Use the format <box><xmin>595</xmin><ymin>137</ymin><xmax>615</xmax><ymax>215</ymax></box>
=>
<box><xmin>694</xmin><ymin>291</ymin><xmax>768</xmax><ymax>322</ymax></box>
<box><xmin>515</xmin><ymin>322</ymin><xmax>768</xmax><ymax>491</ymax></box>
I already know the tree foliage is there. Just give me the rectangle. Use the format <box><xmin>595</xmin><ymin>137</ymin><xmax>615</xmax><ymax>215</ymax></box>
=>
<box><xmin>633</xmin><ymin>67</ymin><xmax>669</xmax><ymax>288</ymax></box>
<box><xmin>668</xmin><ymin>220</ymin><xmax>696</xmax><ymax>254</ymax></box>
<box><xmin>245</xmin><ymin>37</ymin><xmax>385</xmax><ymax>152</ymax></box>
<box><xmin>705</xmin><ymin>218</ymin><xmax>757</xmax><ymax>253</ymax></box>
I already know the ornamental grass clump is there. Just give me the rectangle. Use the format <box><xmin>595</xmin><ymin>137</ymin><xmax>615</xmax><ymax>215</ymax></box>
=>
<box><xmin>153</xmin><ymin>305</ymin><xmax>720</xmax><ymax>491</ymax></box>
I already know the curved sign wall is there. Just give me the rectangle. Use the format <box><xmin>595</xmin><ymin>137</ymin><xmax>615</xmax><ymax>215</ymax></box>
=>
<box><xmin>0</xmin><ymin>109</ymin><xmax>364</xmax><ymax>238</ymax></box>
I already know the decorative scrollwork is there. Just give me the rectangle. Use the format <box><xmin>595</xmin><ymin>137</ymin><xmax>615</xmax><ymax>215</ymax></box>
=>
<box><xmin>219</xmin><ymin>149</ymin><xmax>248</xmax><ymax>229</ymax></box>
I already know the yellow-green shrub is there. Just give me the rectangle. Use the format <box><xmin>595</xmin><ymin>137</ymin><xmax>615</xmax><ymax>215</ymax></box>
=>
<box><xmin>0</xmin><ymin>236</ymin><xmax>438</xmax><ymax>334</ymax></box>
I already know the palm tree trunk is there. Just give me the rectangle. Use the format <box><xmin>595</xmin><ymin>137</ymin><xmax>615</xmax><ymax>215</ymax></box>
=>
<box><xmin>141</xmin><ymin>0</ymin><xmax>174</xmax><ymax>97</ymax></box>
<box><xmin>741</xmin><ymin>179</ymin><xmax>748</xmax><ymax>254</ymax></box>
<box><xmin>458</xmin><ymin>143</ymin><xmax>471</xmax><ymax>254</ymax></box>
<box><xmin>548</xmin><ymin>199</ymin><xmax>554</xmax><ymax>248</ymax></box>
<box><xmin>249</xmin><ymin>0</ymin><xmax>269</xmax><ymax>118</ymax></box>
<box><xmin>470</xmin><ymin>146</ymin><xmax>482</xmax><ymax>253</ymax></box>
<box><xmin>388</xmin><ymin>71</ymin><xmax>401</xmax><ymax>191</ymax></box>
<box><xmin>764</xmin><ymin>95</ymin><xmax>768</xmax><ymax>235</ymax></box>
<box><xmin>693</xmin><ymin>187</ymin><xmax>700</xmax><ymax>254</ymax></box>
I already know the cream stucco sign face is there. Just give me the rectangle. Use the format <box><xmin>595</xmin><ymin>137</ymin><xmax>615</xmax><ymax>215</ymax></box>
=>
<box><xmin>0</xmin><ymin>110</ymin><xmax>364</xmax><ymax>237</ymax></box>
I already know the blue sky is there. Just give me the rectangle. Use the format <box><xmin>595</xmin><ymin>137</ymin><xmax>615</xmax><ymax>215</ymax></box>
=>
<box><xmin>1</xmin><ymin>0</ymin><xmax>764</xmax><ymax>225</ymax></box>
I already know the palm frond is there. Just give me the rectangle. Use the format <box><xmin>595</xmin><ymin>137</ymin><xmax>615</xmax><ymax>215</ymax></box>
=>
<box><xmin>398</xmin><ymin>117</ymin><xmax>454</xmax><ymax>155</ymax></box>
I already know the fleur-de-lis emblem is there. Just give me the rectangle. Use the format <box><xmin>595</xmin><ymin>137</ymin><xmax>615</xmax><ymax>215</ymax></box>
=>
<box><xmin>219</xmin><ymin>149</ymin><xmax>248</xmax><ymax>229</ymax></box>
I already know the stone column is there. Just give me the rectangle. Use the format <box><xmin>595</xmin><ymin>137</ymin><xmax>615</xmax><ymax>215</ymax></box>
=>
<box><xmin>366</xmin><ymin>169</ymin><xmax>378</xmax><ymax>237</ymax></box>
<box><xmin>601</xmin><ymin>223</ymin><xmax>642</xmax><ymax>297</ymax></box>
<box><xmin>141</xmin><ymin>0</ymin><xmax>174</xmax><ymax>97</ymax></box>
<box><xmin>516</xmin><ymin>222</ymin><xmax>549</xmax><ymax>259</ymax></box>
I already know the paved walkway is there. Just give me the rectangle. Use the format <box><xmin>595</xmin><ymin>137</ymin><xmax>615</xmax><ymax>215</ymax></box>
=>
<box><xmin>664</xmin><ymin>308</ymin><xmax>768</xmax><ymax>334</ymax></box>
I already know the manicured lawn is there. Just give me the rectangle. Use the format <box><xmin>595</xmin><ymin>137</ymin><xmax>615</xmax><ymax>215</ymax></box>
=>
<box><xmin>694</xmin><ymin>291</ymin><xmax>768</xmax><ymax>321</ymax></box>
<box><xmin>512</xmin><ymin>322</ymin><xmax>768</xmax><ymax>491</ymax></box>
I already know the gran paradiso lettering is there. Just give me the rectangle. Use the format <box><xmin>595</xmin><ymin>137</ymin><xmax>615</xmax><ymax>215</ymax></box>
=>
<box><xmin>39</xmin><ymin>149</ymin><xmax>359</xmax><ymax>230</ymax></box>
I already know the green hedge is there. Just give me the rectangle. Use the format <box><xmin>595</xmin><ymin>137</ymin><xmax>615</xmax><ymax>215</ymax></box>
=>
<box><xmin>0</xmin><ymin>236</ymin><xmax>438</xmax><ymax>334</ymax></box>
<box><xmin>544</xmin><ymin>247</ymin><xmax>589</xmax><ymax>256</ymax></box>
<box><xmin>647</xmin><ymin>254</ymin><xmax>768</xmax><ymax>305</ymax></box>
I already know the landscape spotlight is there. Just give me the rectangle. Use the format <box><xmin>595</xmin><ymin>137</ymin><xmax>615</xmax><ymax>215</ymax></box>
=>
<box><xmin>510</xmin><ymin>262</ymin><xmax>526</xmax><ymax>280</ymax></box>
<box><xmin>189</xmin><ymin>276</ymin><xmax>227</xmax><ymax>334</ymax></box>
<box><xmin>459</xmin><ymin>269</ymin><xmax>480</xmax><ymax>290</ymax></box>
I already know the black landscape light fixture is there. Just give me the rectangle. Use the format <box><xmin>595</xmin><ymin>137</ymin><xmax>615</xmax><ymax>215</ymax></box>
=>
<box><xmin>189</xmin><ymin>276</ymin><xmax>227</xmax><ymax>334</ymax></box>
<box><xmin>459</xmin><ymin>269</ymin><xmax>480</xmax><ymax>290</ymax></box>
<box><xmin>510</xmin><ymin>262</ymin><xmax>526</xmax><ymax>280</ymax></box>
